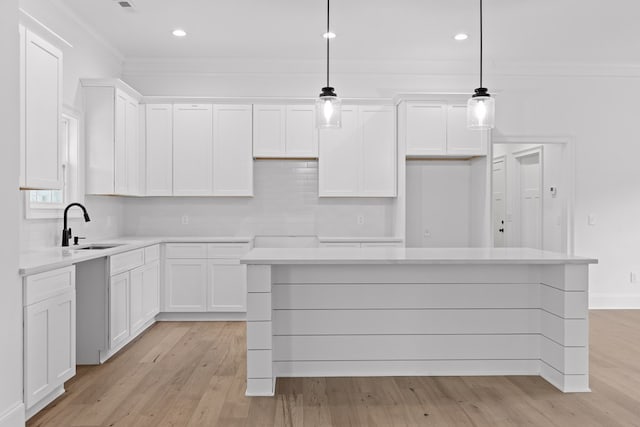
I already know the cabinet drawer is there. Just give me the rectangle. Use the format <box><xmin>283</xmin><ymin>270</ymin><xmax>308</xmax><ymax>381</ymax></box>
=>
<box><xmin>144</xmin><ymin>245</ymin><xmax>160</xmax><ymax>263</ymax></box>
<box><xmin>110</xmin><ymin>249</ymin><xmax>145</xmax><ymax>275</ymax></box>
<box><xmin>24</xmin><ymin>266</ymin><xmax>75</xmax><ymax>306</ymax></box>
<box><xmin>207</xmin><ymin>243</ymin><xmax>251</xmax><ymax>258</ymax></box>
<box><xmin>165</xmin><ymin>243</ymin><xmax>208</xmax><ymax>259</ymax></box>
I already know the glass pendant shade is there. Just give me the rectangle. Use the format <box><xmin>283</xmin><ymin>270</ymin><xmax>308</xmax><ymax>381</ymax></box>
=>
<box><xmin>316</xmin><ymin>87</ymin><xmax>342</xmax><ymax>128</ymax></box>
<box><xmin>467</xmin><ymin>88</ymin><xmax>495</xmax><ymax>130</ymax></box>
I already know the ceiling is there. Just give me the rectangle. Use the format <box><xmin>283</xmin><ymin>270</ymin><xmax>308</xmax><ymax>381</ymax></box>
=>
<box><xmin>56</xmin><ymin>0</ymin><xmax>640</xmax><ymax>65</ymax></box>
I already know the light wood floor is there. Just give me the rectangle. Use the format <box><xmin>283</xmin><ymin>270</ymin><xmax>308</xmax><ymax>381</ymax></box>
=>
<box><xmin>28</xmin><ymin>310</ymin><xmax>640</xmax><ymax>427</ymax></box>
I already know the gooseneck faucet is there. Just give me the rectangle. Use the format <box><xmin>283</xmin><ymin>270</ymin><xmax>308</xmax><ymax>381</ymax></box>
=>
<box><xmin>62</xmin><ymin>203</ymin><xmax>91</xmax><ymax>247</ymax></box>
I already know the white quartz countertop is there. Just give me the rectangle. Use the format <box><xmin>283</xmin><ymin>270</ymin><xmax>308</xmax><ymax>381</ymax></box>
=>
<box><xmin>317</xmin><ymin>236</ymin><xmax>404</xmax><ymax>243</ymax></box>
<box><xmin>240</xmin><ymin>247</ymin><xmax>598</xmax><ymax>265</ymax></box>
<box><xmin>19</xmin><ymin>236</ymin><xmax>253</xmax><ymax>276</ymax></box>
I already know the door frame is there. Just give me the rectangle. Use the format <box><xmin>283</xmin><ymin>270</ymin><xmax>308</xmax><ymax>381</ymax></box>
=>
<box><xmin>491</xmin><ymin>135</ymin><xmax>575</xmax><ymax>254</ymax></box>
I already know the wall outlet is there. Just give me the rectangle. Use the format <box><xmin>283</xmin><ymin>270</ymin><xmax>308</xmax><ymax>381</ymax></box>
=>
<box><xmin>181</xmin><ymin>215</ymin><xmax>189</xmax><ymax>225</ymax></box>
<box><xmin>631</xmin><ymin>272</ymin><xmax>640</xmax><ymax>283</ymax></box>
<box><xmin>424</xmin><ymin>229</ymin><xmax>431</xmax><ymax>238</ymax></box>
<box><xmin>357</xmin><ymin>215</ymin><xmax>365</xmax><ymax>225</ymax></box>
<box><xmin>588</xmin><ymin>214</ymin><xmax>597</xmax><ymax>226</ymax></box>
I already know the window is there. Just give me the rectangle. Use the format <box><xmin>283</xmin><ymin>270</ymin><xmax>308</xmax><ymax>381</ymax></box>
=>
<box><xmin>25</xmin><ymin>107</ymin><xmax>83</xmax><ymax>219</ymax></box>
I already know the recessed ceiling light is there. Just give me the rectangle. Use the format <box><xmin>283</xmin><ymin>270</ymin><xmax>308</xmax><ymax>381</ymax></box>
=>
<box><xmin>323</xmin><ymin>32</ymin><xmax>336</xmax><ymax>39</ymax></box>
<box><xmin>172</xmin><ymin>29</ymin><xmax>187</xmax><ymax>37</ymax></box>
<box><xmin>454</xmin><ymin>33</ymin><xmax>469</xmax><ymax>41</ymax></box>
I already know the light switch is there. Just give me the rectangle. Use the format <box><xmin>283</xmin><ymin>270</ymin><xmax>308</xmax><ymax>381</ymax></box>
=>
<box><xmin>588</xmin><ymin>214</ymin><xmax>596</xmax><ymax>226</ymax></box>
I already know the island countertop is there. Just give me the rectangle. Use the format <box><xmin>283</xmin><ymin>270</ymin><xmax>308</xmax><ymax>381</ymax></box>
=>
<box><xmin>240</xmin><ymin>247</ymin><xmax>597</xmax><ymax>265</ymax></box>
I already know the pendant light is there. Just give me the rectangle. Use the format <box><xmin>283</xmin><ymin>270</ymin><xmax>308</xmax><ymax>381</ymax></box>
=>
<box><xmin>316</xmin><ymin>0</ymin><xmax>341</xmax><ymax>128</ymax></box>
<box><xmin>467</xmin><ymin>0</ymin><xmax>495</xmax><ymax>129</ymax></box>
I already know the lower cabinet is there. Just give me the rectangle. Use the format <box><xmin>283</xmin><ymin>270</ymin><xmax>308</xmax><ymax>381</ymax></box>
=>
<box><xmin>130</xmin><ymin>260</ymin><xmax>160</xmax><ymax>334</ymax></box>
<box><xmin>164</xmin><ymin>243</ymin><xmax>250</xmax><ymax>314</ymax></box>
<box><xmin>109</xmin><ymin>271</ymin><xmax>130</xmax><ymax>350</ymax></box>
<box><xmin>23</xmin><ymin>266</ymin><xmax>76</xmax><ymax>417</ymax></box>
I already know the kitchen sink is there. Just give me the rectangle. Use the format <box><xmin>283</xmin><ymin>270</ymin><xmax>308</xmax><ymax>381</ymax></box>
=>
<box><xmin>76</xmin><ymin>244</ymin><xmax>124</xmax><ymax>250</ymax></box>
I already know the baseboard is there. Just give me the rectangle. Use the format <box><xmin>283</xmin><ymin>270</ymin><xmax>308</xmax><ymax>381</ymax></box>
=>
<box><xmin>589</xmin><ymin>293</ymin><xmax>640</xmax><ymax>309</ymax></box>
<box><xmin>156</xmin><ymin>312</ymin><xmax>246</xmax><ymax>321</ymax></box>
<box><xmin>0</xmin><ymin>402</ymin><xmax>25</xmax><ymax>427</ymax></box>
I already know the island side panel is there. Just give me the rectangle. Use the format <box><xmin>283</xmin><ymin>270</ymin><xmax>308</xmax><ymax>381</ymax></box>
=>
<box><xmin>271</xmin><ymin>264</ymin><xmax>542</xmax><ymax>378</ymax></box>
<box><xmin>540</xmin><ymin>264</ymin><xmax>590</xmax><ymax>392</ymax></box>
<box><xmin>246</xmin><ymin>265</ymin><xmax>274</xmax><ymax>396</ymax></box>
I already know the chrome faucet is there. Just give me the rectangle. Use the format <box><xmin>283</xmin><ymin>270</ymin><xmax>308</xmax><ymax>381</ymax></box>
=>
<box><xmin>62</xmin><ymin>203</ymin><xmax>91</xmax><ymax>247</ymax></box>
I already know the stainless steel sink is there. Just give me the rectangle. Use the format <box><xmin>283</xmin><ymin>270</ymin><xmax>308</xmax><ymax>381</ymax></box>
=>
<box><xmin>76</xmin><ymin>244</ymin><xmax>124</xmax><ymax>250</ymax></box>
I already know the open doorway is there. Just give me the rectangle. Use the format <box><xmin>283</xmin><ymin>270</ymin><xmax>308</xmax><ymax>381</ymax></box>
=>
<box><xmin>492</xmin><ymin>137</ymin><xmax>573</xmax><ymax>253</ymax></box>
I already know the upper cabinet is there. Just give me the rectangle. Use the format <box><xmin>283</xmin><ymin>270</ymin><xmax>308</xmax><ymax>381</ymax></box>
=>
<box><xmin>400</xmin><ymin>101</ymin><xmax>487</xmax><ymax>157</ymax></box>
<box><xmin>19</xmin><ymin>26</ymin><xmax>63</xmax><ymax>190</ymax></box>
<box><xmin>83</xmin><ymin>79</ymin><xmax>142</xmax><ymax>196</ymax></box>
<box><xmin>253</xmin><ymin>104</ymin><xmax>318</xmax><ymax>158</ymax></box>
<box><xmin>319</xmin><ymin>105</ymin><xmax>397</xmax><ymax>197</ymax></box>
<box><xmin>213</xmin><ymin>105</ymin><xmax>253</xmax><ymax>196</ymax></box>
<box><xmin>145</xmin><ymin>104</ymin><xmax>173</xmax><ymax>196</ymax></box>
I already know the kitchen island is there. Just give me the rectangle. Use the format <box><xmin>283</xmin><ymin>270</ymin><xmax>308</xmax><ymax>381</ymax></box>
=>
<box><xmin>241</xmin><ymin>247</ymin><xmax>597</xmax><ymax>396</ymax></box>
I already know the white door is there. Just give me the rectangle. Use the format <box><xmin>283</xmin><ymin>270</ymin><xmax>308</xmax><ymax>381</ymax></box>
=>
<box><xmin>165</xmin><ymin>259</ymin><xmax>207</xmax><ymax>312</ymax></box>
<box><xmin>146</xmin><ymin>104</ymin><xmax>173</xmax><ymax>196</ymax></box>
<box><xmin>23</xmin><ymin>30</ymin><xmax>63</xmax><ymax>190</ymax></box>
<box><xmin>125</xmin><ymin>98</ymin><xmax>140</xmax><ymax>195</ymax></box>
<box><xmin>173</xmin><ymin>104</ymin><xmax>213</xmax><ymax>196</ymax></box>
<box><xmin>114</xmin><ymin>91</ymin><xmax>128</xmax><ymax>195</ymax></box>
<box><xmin>319</xmin><ymin>106</ymin><xmax>359</xmax><ymax>196</ymax></box>
<box><xmin>492</xmin><ymin>158</ymin><xmax>507</xmax><ymax>247</ymax></box>
<box><xmin>286</xmin><ymin>105</ymin><xmax>318</xmax><ymax>157</ymax></box>
<box><xmin>207</xmin><ymin>261</ymin><xmax>247</xmax><ymax>312</ymax></box>
<box><xmin>142</xmin><ymin>261</ymin><xmax>160</xmax><ymax>320</ymax></box>
<box><xmin>109</xmin><ymin>272</ymin><xmax>130</xmax><ymax>349</ymax></box>
<box><xmin>404</xmin><ymin>102</ymin><xmax>447</xmax><ymax>156</ymax></box>
<box><xmin>129</xmin><ymin>266</ymin><xmax>145</xmax><ymax>334</ymax></box>
<box><xmin>253</xmin><ymin>105</ymin><xmax>286</xmax><ymax>157</ymax></box>
<box><xmin>213</xmin><ymin>104</ymin><xmax>253</xmax><ymax>196</ymax></box>
<box><xmin>360</xmin><ymin>105</ymin><xmax>396</xmax><ymax>196</ymax></box>
<box><xmin>447</xmin><ymin>105</ymin><xmax>485</xmax><ymax>155</ymax></box>
<box><xmin>517</xmin><ymin>152</ymin><xmax>542</xmax><ymax>249</ymax></box>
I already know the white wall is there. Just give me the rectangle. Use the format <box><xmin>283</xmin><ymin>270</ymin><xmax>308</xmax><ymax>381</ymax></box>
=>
<box><xmin>0</xmin><ymin>0</ymin><xmax>25</xmax><ymax>425</ymax></box>
<box><xmin>123</xmin><ymin>62</ymin><xmax>640</xmax><ymax>308</ymax></box>
<box><xmin>123</xmin><ymin>160</ymin><xmax>394</xmax><ymax>239</ymax></box>
<box><xmin>19</xmin><ymin>0</ymin><xmax>125</xmax><ymax>252</ymax></box>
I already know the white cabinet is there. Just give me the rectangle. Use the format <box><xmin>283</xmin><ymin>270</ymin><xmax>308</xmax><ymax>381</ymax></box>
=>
<box><xmin>319</xmin><ymin>105</ymin><xmax>396</xmax><ymax>197</ymax></box>
<box><xmin>253</xmin><ymin>104</ymin><xmax>318</xmax><ymax>158</ymax></box>
<box><xmin>213</xmin><ymin>104</ymin><xmax>253</xmax><ymax>196</ymax></box>
<box><xmin>83</xmin><ymin>80</ymin><xmax>142</xmax><ymax>195</ymax></box>
<box><xmin>23</xmin><ymin>266</ymin><xmax>75</xmax><ymax>414</ymax></box>
<box><xmin>130</xmin><ymin>260</ymin><xmax>160</xmax><ymax>334</ymax></box>
<box><xmin>19</xmin><ymin>27</ymin><xmax>63</xmax><ymax>190</ymax></box>
<box><xmin>145</xmin><ymin>104</ymin><xmax>173</xmax><ymax>196</ymax></box>
<box><xmin>164</xmin><ymin>242</ymin><xmax>251</xmax><ymax>313</ymax></box>
<box><xmin>401</xmin><ymin>101</ymin><xmax>487</xmax><ymax>157</ymax></box>
<box><xmin>165</xmin><ymin>259</ymin><xmax>208</xmax><ymax>312</ymax></box>
<box><xmin>173</xmin><ymin>104</ymin><xmax>214</xmax><ymax>196</ymax></box>
<box><xmin>109</xmin><ymin>271</ymin><xmax>130</xmax><ymax>349</ymax></box>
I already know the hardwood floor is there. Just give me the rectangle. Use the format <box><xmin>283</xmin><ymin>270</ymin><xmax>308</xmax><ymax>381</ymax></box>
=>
<box><xmin>28</xmin><ymin>310</ymin><xmax>640</xmax><ymax>427</ymax></box>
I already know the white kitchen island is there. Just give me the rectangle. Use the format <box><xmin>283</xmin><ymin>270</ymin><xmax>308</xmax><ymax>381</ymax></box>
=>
<box><xmin>240</xmin><ymin>247</ymin><xmax>597</xmax><ymax>396</ymax></box>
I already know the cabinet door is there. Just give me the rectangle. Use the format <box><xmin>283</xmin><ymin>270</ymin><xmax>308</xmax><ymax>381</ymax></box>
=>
<box><xmin>286</xmin><ymin>105</ymin><xmax>318</xmax><ymax>157</ymax></box>
<box><xmin>319</xmin><ymin>106</ymin><xmax>360</xmax><ymax>197</ymax></box>
<box><xmin>213</xmin><ymin>104</ymin><xmax>253</xmax><ymax>196</ymax></box>
<box><xmin>253</xmin><ymin>105</ymin><xmax>285</xmax><ymax>157</ymax></box>
<box><xmin>23</xmin><ymin>30</ymin><xmax>63</xmax><ymax>190</ymax></box>
<box><xmin>164</xmin><ymin>259</ymin><xmax>207</xmax><ymax>312</ymax></box>
<box><xmin>142</xmin><ymin>261</ymin><xmax>160</xmax><ymax>320</ymax></box>
<box><xmin>404</xmin><ymin>102</ymin><xmax>447</xmax><ymax>156</ymax></box>
<box><xmin>173</xmin><ymin>104</ymin><xmax>213</xmax><ymax>196</ymax></box>
<box><xmin>24</xmin><ymin>291</ymin><xmax>75</xmax><ymax>409</ymax></box>
<box><xmin>446</xmin><ymin>105</ymin><xmax>486</xmax><ymax>155</ymax></box>
<box><xmin>207</xmin><ymin>262</ymin><xmax>246</xmax><ymax>312</ymax></box>
<box><xmin>129</xmin><ymin>267</ymin><xmax>145</xmax><ymax>334</ymax></box>
<box><xmin>109</xmin><ymin>272</ymin><xmax>130</xmax><ymax>349</ymax></box>
<box><xmin>125</xmin><ymin>97</ymin><xmax>140</xmax><ymax>195</ymax></box>
<box><xmin>114</xmin><ymin>91</ymin><xmax>128</xmax><ymax>195</ymax></box>
<box><xmin>360</xmin><ymin>105</ymin><xmax>397</xmax><ymax>196</ymax></box>
<box><xmin>146</xmin><ymin>104</ymin><xmax>173</xmax><ymax>196</ymax></box>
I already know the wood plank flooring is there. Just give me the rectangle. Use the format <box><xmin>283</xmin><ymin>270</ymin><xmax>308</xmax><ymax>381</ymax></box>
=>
<box><xmin>28</xmin><ymin>310</ymin><xmax>640</xmax><ymax>426</ymax></box>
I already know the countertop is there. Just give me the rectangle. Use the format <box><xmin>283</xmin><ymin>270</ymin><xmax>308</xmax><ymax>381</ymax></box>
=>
<box><xmin>317</xmin><ymin>236</ymin><xmax>404</xmax><ymax>243</ymax></box>
<box><xmin>19</xmin><ymin>236</ymin><xmax>253</xmax><ymax>276</ymax></box>
<box><xmin>240</xmin><ymin>247</ymin><xmax>598</xmax><ymax>265</ymax></box>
